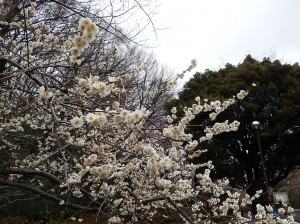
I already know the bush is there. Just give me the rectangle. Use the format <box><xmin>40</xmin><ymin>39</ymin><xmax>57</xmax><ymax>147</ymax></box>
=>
<box><xmin>22</xmin><ymin>211</ymin><xmax>53</xmax><ymax>224</ymax></box>
<box><xmin>290</xmin><ymin>194</ymin><xmax>300</xmax><ymax>209</ymax></box>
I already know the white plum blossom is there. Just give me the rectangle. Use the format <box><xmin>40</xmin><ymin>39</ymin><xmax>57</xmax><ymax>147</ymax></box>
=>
<box><xmin>171</xmin><ymin>107</ymin><xmax>177</xmax><ymax>114</ymax></box>
<box><xmin>78</xmin><ymin>78</ymin><xmax>92</xmax><ymax>89</ymax></box>
<box><xmin>266</xmin><ymin>204</ymin><xmax>273</xmax><ymax>213</ymax></box>
<box><xmin>287</xmin><ymin>206</ymin><xmax>294</xmax><ymax>214</ymax></box>
<box><xmin>70</xmin><ymin>117</ymin><xmax>84</xmax><ymax>128</ymax></box>
<box><xmin>124</xmin><ymin>113</ymin><xmax>133</xmax><ymax>123</ymax></box>
<box><xmin>176</xmin><ymin>73</ymin><xmax>184</xmax><ymax>79</ymax></box>
<box><xmin>1</xmin><ymin>9</ymin><xmax>294</xmax><ymax>223</ymax></box>
<box><xmin>90</xmin><ymin>164</ymin><xmax>111</xmax><ymax>179</ymax></box>
<box><xmin>156</xmin><ymin>178</ymin><xmax>172</xmax><ymax>189</ymax></box>
<box><xmin>38</xmin><ymin>86</ymin><xmax>53</xmax><ymax>99</ymax></box>
<box><xmin>113</xmin><ymin>114</ymin><xmax>123</xmax><ymax>124</ymax></box>
<box><xmin>94</xmin><ymin>114</ymin><xmax>108</xmax><ymax>126</ymax></box>
<box><xmin>158</xmin><ymin>156</ymin><xmax>172</xmax><ymax>170</ymax></box>
<box><xmin>168</xmin><ymin>147</ymin><xmax>178</xmax><ymax>160</ymax></box>
<box><xmin>237</xmin><ymin>90</ymin><xmax>248</xmax><ymax>99</ymax></box>
<box><xmin>278</xmin><ymin>207</ymin><xmax>286</xmax><ymax>215</ymax></box>
<box><xmin>143</xmin><ymin>145</ymin><xmax>158</xmax><ymax>157</ymax></box>
<box><xmin>167</xmin><ymin>115</ymin><xmax>173</xmax><ymax>124</ymax></box>
<box><xmin>108</xmin><ymin>216</ymin><xmax>122</xmax><ymax>223</ymax></box>
<box><xmin>188</xmin><ymin>59</ymin><xmax>197</xmax><ymax>71</ymax></box>
<box><xmin>86</xmin><ymin>113</ymin><xmax>97</xmax><ymax>123</ymax></box>
<box><xmin>209</xmin><ymin>112</ymin><xmax>217</xmax><ymax>120</ymax></box>
<box><xmin>132</xmin><ymin>110</ymin><xmax>143</xmax><ymax>122</ymax></box>
<box><xmin>84</xmin><ymin>154</ymin><xmax>97</xmax><ymax>165</ymax></box>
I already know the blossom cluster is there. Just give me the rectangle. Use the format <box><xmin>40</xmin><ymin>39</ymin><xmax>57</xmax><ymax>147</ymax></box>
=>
<box><xmin>38</xmin><ymin>86</ymin><xmax>54</xmax><ymax>99</ymax></box>
<box><xmin>165</xmin><ymin>93</ymin><xmax>246</xmax><ymax>144</ymax></box>
<box><xmin>70</xmin><ymin>17</ymin><xmax>99</xmax><ymax>65</ymax></box>
<box><xmin>0</xmin><ymin>2</ymin><xmax>295</xmax><ymax>224</ymax></box>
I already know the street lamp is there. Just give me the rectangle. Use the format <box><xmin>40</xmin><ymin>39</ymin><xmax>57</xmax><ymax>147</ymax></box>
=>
<box><xmin>251</xmin><ymin>121</ymin><xmax>269</xmax><ymax>194</ymax></box>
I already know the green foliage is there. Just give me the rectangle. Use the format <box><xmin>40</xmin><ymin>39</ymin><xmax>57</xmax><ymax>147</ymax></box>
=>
<box><xmin>290</xmin><ymin>194</ymin><xmax>300</xmax><ymax>209</ymax></box>
<box><xmin>166</xmin><ymin>55</ymin><xmax>300</xmax><ymax>194</ymax></box>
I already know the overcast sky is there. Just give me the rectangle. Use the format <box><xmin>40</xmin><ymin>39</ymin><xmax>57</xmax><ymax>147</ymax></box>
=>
<box><xmin>148</xmin><ymin>0</ymin><xmax>300</xmax><ymax>86</ymax></box>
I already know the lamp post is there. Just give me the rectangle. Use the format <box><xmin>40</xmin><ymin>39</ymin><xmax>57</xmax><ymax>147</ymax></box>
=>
<box><xmin>251</xmin><ymin>121</ymin><xmax>269</xmax><ymax>195</ymax></box>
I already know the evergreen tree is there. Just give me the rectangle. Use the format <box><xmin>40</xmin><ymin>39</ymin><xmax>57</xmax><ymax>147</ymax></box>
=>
<box><xmin>166</xmin><ymin>55</ymin><xmax>300</xmax><ymax>194</ymax></box>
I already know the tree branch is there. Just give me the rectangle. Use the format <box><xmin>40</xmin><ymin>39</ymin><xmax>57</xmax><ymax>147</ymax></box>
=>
<box><xmin>0</xmin><ymin>168</ymin><xmax>61</xmax><ymax>184</ymax></box>
<box><xmin>0</xmin><ymin>178</ymin><xmax>99</xmax><ymax>212</ymax></box>
<box><xmin>167</xmin><ymin>197</ymin><xmax>194</xmax><ymax>224</ymax></box>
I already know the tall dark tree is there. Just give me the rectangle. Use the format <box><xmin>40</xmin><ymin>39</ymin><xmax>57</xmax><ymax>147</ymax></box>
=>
<box><xmin>166</xmin><ymin>55</ymin><xmax>300</xmax><ymax>194</ymax></box>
